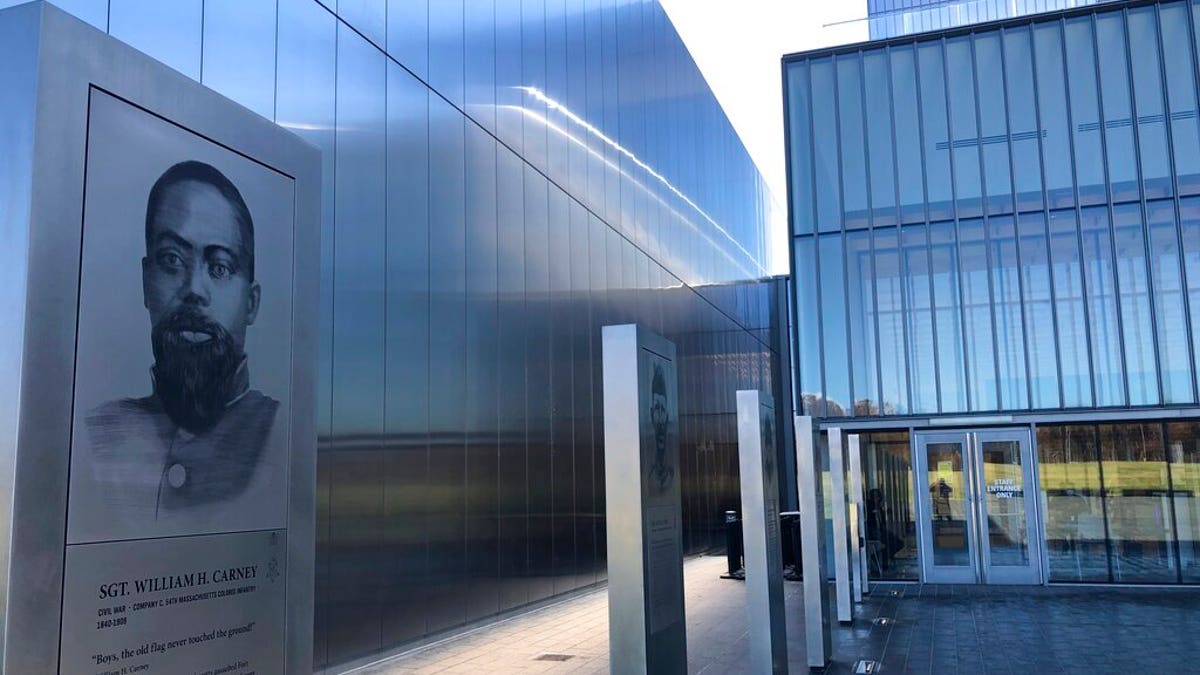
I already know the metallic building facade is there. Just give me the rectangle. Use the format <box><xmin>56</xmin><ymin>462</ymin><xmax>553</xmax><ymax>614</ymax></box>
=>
<box><xmin>16</xmin><ymin>0</ymin><xmax>786</xmax><ymax>669</ymax></box>
<box><xmin>866</xmin><ymin>0</ymin><xmax>1118</xmax><ymax>39</ymax></box>
<box><xmin>786</xmin><ymin>0</ymin><xmax>1200</xmax><ymax>585</ymax></box>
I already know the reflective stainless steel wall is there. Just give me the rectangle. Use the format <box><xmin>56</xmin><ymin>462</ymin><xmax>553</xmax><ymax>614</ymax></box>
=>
<box><xmin>786</xmin><ymin>0</ymin><xmax>1200</xmax><ymax>420</ymax></box>
<box><xmin>16</xmin><ymin>0</ymin><xmax>786</xmax><ymax>668</ymax></box>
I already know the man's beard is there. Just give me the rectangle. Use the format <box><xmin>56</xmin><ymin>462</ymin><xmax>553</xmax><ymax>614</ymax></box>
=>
<box><xmin>151</xmin><ymin>308</ymin><xmax>243</xmax><ymax>434</ymax></box>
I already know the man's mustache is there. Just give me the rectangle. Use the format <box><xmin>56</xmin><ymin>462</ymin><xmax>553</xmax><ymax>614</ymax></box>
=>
<box><xmin>154</xmin><ymin>309</ymin><xmax>230</xmax><ymax>345</ymax></box>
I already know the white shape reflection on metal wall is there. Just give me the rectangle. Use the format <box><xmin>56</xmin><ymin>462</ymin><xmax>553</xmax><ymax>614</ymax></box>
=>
<box><xmin>509</xmin><ymin>85</ymin><xmax>766</xmax><ymax>284</ymax></box>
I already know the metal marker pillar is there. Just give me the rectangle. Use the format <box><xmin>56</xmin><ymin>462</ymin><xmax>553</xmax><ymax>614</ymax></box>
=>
<box><xmin>602</xmin><ymin>324</ymin><xmax>686</xmax><ymax>675</ymax></box>
<box><xmin>828</xmin><ymin>428</ymin><xmax>853</xmax><ymax>623</ymax></box>
<box><xmin>794</xmin><ymin>416</ymin><xmax>831</xmax><ymax>668</ymax></box>
<box><xmin>737</xmin><ymin>391</ymin><xmax>787</xmax><ymax>674</ymax></box>
<box><xmin>0</xmin><ymin>6</ymin><xmax>321</xmax><ymax>671</ymax></box>
<box><xmin>848</xmin><ymin>433</ymin><xmax>869</xmax><ymax>597</ymax></box>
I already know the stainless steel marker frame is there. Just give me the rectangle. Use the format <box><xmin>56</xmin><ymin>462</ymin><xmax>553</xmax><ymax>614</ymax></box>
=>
<box><xmin>603</xmin><ymin>324</ymin><xmax>686</xmax><ymax>675</ymax></box>
<box><xmin>737</xmin><ymin>391</ymin><xmax>787</xmax><ymax>675</ymax></box>
<box><xmin>850</xmin><ymin>501</ymin><xmax>862</xmax><ymax>603</ymax></box>
<box><xmin>828</xmin><ymin>427</ymin><xmax>853</xmax><ymax>623</ymax></box>
<box><xmin>848</xmin><ymin>434</ymin><xmax>869</xmax><ymax>597</ymax></box>
<box><xmin>0</xmin><ymin>4</ymin><xmax>320</xmax><ymax>672</ymax></box>
<box><xmin>794</xmin><ymin>416</ymin><xmax>831</xmax><ymax>668</ymax></box>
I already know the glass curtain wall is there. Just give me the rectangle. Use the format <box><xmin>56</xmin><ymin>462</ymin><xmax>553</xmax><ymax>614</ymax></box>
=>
<box><xmin>27</xmin><ymin>0</ymin><xmax>787</xmax><ymax>668</ymax></box>
<box><xmin>787</xmin><ymin>0</ymin><xmax>1200</xmax><ymax>419</ymax></box>
<box><xmin>866</xmin><ymin>0</ymin><xmax>1120</xmax><ymax>39</ymax></box>
<box><xmin>1038</xmin><ymin>420</ymin><xmax>1200</xmax><ymax>583</ymax></box>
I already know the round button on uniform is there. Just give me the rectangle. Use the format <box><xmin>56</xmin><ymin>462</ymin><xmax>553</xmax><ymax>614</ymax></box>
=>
<box><xmin>167</xmin><ymin>462</ymin><xmax>187</xmax><ymax>489</ymax></box>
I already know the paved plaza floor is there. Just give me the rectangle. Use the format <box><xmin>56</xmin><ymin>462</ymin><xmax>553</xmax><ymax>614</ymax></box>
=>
<box><xmin>348</xmin><ymin>555</ymin><xmax>1200</xmax><ymax>674</ymax></box>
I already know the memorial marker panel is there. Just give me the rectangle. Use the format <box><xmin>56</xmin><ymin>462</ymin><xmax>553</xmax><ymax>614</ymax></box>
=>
<box><xmin>737</xmin><ymin>390</ymin><xmax>787</xmax><ymax>675</ymax></box>
<box><xmin>602</xmin><ymin>324</ymin><xmax>686</xmax><ymax>675</ymax></box>
<box><xmin>0</xmin><ymin>5</ymin><xmax>320</xmax><ymax>672</ymax></box>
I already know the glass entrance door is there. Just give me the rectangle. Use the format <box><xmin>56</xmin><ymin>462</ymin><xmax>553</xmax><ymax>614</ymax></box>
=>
<box><xmin>915</xmin><ymin>429</ymin><xmax>1042</xmax><ymax>584</ymax></box>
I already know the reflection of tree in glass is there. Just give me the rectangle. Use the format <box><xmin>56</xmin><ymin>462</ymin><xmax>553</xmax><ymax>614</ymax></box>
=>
<box><xmin>800</xmin><ymin>393</ymin><xmax>845</xmax><ymax>417</ymax></box>
<box><xmin>853</xmin><ymin>398</ymin><xmax>898</xmax><ymax>416</ymax></box>
<box><xmin>799</xmin><ymin>394</ymin><xmax>902</xmax><ymax>417</ymax></box>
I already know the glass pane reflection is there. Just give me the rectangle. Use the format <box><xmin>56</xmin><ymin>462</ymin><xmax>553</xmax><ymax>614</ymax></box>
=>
<box><xmin>926</xmin><ymin>442</ymin><xmax>970</xmax><ymax>566</ymax></box>
<box><xmin>1166</xmin><ymin>422</ymin><xmax>1200</xmax><ymax>583</ymax></box>
<box><xmin>1100</xmin><ymin>423</ymin><xmax>1176</xmax><ymax>583</ymax></box>
<box><xmin>1037</xmin><ymin>425</ymin><xmax>1109</xmax><ymax>582</ymax></box>
<box><xmin>980</xmin><ymin>440</ymin><xmax>1029</xmax><ymax>566</ymax></box>
<box><xmin>863</xmin><ymin>432</ymin><xmax>917</xmax><ymax>580</ymax></box>
<box><xmin>1040</xmin><ymin>422</ymin><xmax>1195</xmax><ymax>584</ymax></box>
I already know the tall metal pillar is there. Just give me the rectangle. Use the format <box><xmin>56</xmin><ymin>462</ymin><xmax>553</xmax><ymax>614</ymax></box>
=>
<box><xmin>849</xmin><ymin>500</ymin><xmax>863</xmax><ymax>603</ymax></box>
<box><xmin>794</xmin><ymin>416</ymin><xmax>831</xmax><ymax>668</ymax></box>
<box><xmin>737</xmin><ymin>391</ymin><xmax>787</xmax><ymax>674</ymax></box>
<box><xmin>828</xmin><ymin>427</ymin><xmax>853</xmax><ymax>623</ymax></box>
<box><xmin>602</xmin><ymin>324</ymin><xmax>686</xmax><ymax>675</ymax></box>
<box><xmin>848</xmin><ymin>434</ymin><xmax>869</xmax><ymax>597</ymax></box>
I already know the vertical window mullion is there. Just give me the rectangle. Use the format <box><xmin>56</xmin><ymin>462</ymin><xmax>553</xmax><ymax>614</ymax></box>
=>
<box><xmin>857</xmin><ymin>52</ymin><xmax>886</xmax><ymax>415</ymax></box>
<box><xmin>1029</xmin><ymin>21</ymin><xmax>1068</xmax><ymax>409</ymax></box>
<box><xmin>1084</xmin><ymin>14</ymin><xmax>1128</xmax><ymax>403</ymax></box>
<box><xmin>832</xmin><ymin>54</ymin><xmax>853</xmax><ymax>414</ymax></box>
<box><xmin>1167</xmin><ymin>2</ymin><xmax>1200</xmax><ymax>404</ymax></box>
<box><xmin>999</xmin><ymin>27</ymin><xmax>1034</xmax><ymax>411</ymax></box>
<box><xmin>887</xmin><ymin>45</ymin><xmax>914</xmax><ymax>414</ymax></box>
<box><xmin>911</xmin><ymin>44</ymin><xmax>943</xmax><ymax>414</ymax></box>
<box><xmin>1093</xmin><ymin>425</ymin><xmax>1116</xmax><ymax>582</ymax></box>
<box><xmin>1116</xmin><ymin>7</ymin><xmax>1166</xmax><ymax>406</ymax></box>
<box><xmin>805</xmin><ymin>62</ymin><xmax>823</xmax><ymax>416</ymax></box>
<box><xmin>970</xmin><ymin>36</ymin><xmax>1005</xmax><ymax>411</ymax></box>
<box><xmin>939</xmin><ymin>38</ymin><xmax>971</xmax><ymax>413</ymax></box>
<box><xmin>1162</xmin><ymin>423</ymin><xmax>1184</xmax><ymax>583</ymax></box>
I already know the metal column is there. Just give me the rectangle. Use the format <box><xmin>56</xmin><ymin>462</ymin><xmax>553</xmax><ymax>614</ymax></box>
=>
<box><xmin>794</xmin><ymin>416</ymin><xmax>831</xmax><ymax>668</ymax></box>
<box><xmin>737</xmin><ymin>391</ymin><xmax>787</xmax><ymax>674</ymax></box>
<box><xmin>848</xmin><ymin>433</ymin><xmax>869</xmax><ymax>597</ymax></box>
<box><xmin>602</xmin><ymin>324</ymin><xmax>686</xmax><ymax>675</ymax></box>
<box><xmin>828</xmin><ymin>427</ymin><xmax>853</xmax><ymax>623</ymax></box>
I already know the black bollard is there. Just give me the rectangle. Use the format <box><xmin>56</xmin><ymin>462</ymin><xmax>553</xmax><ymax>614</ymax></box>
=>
<box><xmin>721</xmin><ymin>510</ymin><xmax>744</xmax><ymax>579</ymax></box>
